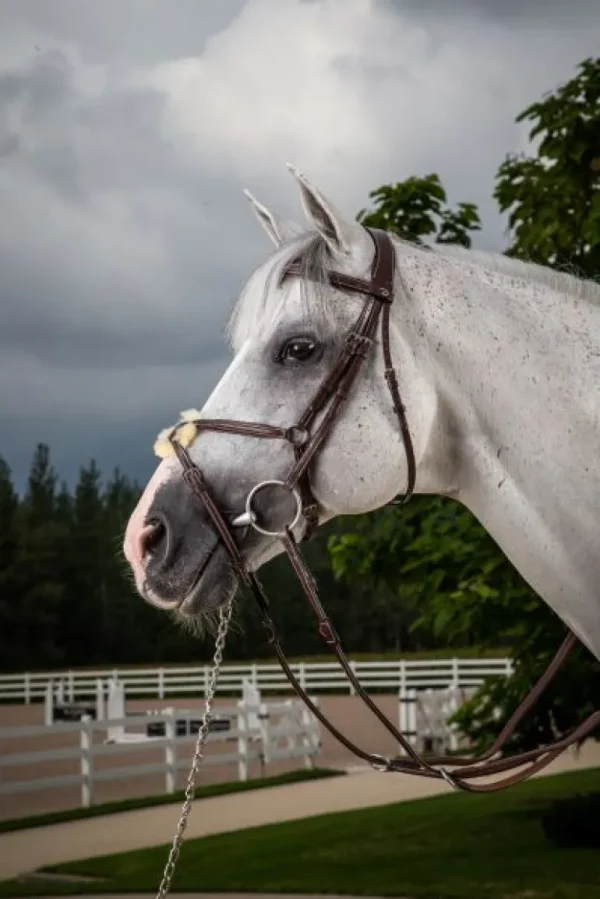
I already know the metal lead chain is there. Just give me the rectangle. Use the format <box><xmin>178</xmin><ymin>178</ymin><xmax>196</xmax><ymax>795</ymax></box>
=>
<box><xmin>155</xmin><ymin>596</ymin><xmax>234</xmax><ymax>899</ymax></box>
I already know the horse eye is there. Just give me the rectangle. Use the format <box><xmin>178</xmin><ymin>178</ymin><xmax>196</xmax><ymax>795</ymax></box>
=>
<box><xmin>278</xmin><ymin>336</ymin><xmax>320</xmax><ymax>365</ymax></box>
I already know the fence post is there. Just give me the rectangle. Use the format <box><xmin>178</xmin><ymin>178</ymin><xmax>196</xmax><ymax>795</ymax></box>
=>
<box><xmin>284</xmin><ymin>699</ymin><xmax>297</xmax><ymax>759</ymax></box>
<box><xmin>44</xmin><ymin>681</ymin><xmax>53</xmax><ymax>727</ymax></box>
<box><xmin>95</xmin><ymin>679</ymin><xmax>105</xmax><ymax>722</ymax></box>
<box><xmin>447</xmin><ymin>688</ymin><xmax>460</xmax><ymax>752</ymax></box>
<box><xmin>399</xmin><ymin>660</ymin><xmax>406</xmax><ymax>695</ymax></box>
<box><xmin>349</xmin><ymin>661</ymin><xmax>357</xmax><ymax>696</ymax></box>
<box><xmin>24</xmin><ymin>672</ymin><xmax>31</xmax><ymax>705</ymax></box>
<box><xmin>237</xmin><ymin>700</ymin><xmax>248</xmax><ymax>781</ymax></box>
<box><xmin>398</xmin><ymin>688</ymin><xmax>417</xmax><ymax>755</ymax></box>
<box><xmin>106</xmin><ymin>678</ymin><xmax>125</xmax><ymax>742</ymax></box>
<box><xmin>300</xmin><ymin>702</ymin><xmax>315</xmax><ymax>770</ymax></box>
<box><xmin>67</xmin><ymin>671</ymin><xmax>75</xmax><ymax>703</ymax></box>
<box><xmin>296</xmin><ymin>662</ymin><xmax>305</xmax><ymax>691</ymax></box>
<box><xmin>164</xmin><ymin>707</ymin><xmax>176</xmax><ymax>793</ymax></box>
<box><xmin>451</xmin><ymin>658</ymin><xmax>460</xmax><ymax>687</ymax></box>
<box><xmin>158</xmin><ymin>668</ymin><xmax>165</xmax><ymax>700</ymax></box>
<box><xmin>310</xmin><ymin>695</ymin><xmax>321</xmax><ymax>758</ymax></box>
<box><xmin>258</xmin><ymin>701</ymin><xmax>270</xmax><ymax>770</ymax></box>
<box><xmin>422</xmin><ymin>688</ymin><xmax>434</xmax><ymax>746</ymax></box>
<box><xmin>80</xmin><ymin>715</ymin><xmax>93</xmax><ymax>808</ymax></box>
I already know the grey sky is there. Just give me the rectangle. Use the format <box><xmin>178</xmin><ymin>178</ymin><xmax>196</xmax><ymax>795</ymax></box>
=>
<box><xmin>0</xmin><ymin>0</ymin><xmax>598</xmax><ymax>490</ymax></box>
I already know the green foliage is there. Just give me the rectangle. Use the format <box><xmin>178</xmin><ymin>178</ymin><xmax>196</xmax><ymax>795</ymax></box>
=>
<box><xmin>542</xmin><ymin>793</ymin><xmax>600</xmax><ymax>848</ymax></box>
<box><xmin>330</xmin><ymin>497</ymin><xmax>533</xmax><ymax>648</ymax></box>
<box><xmin>11</xmin><ymin>445</ymin><xmax>67</xmax><ymax>669</ymax></box>
<box><xmin>0</xmin><ymin>445</ymin><xmax>206</xmax><ymax>671</ymax></box>
<box><xmin>330</xmin><ymin>498</ymin><xmax>600</xmax><ymax>752</ymax></box>
<box><xmin>358</xmin><ymin>172</ymin><xmax>481</xmax><ymax>248</ymax></box>
<box><xmin>495</xmin><ymin>56</ymin><xmax>600</xmax><ymax>276</ymax></box>
<box><xmin>450</xmin><ymin>607</ymin><xmax>600</xmax><ymax>754</ymax></box>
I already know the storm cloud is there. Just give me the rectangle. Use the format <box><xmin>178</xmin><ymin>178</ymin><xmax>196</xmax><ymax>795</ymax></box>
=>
<box><xmin>0</xmin><ymin>0</ymin><xmax>598</xmax><ymax>488</ymax></box>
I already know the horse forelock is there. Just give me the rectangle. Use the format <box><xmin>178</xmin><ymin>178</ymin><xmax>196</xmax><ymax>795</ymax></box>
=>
<box><xmin>226</xmin><ymin>231</ymin><xmax>344</xmax><ymax>351</ymax></box>
<box><xmin>226</xmin><ymin>228</ymin><xmax>404</xmax><ymax>351</ymax></box>
<box><xmin>227</xmin><ymin>224</ymin><xmax>599</xmax><ymax>359</ymax></box>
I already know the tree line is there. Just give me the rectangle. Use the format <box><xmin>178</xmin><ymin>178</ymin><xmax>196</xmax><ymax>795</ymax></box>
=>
<box><xmin>0</xmin><ymin>444</ymin><xmax>461</xmax><ymax>673</ymax></box>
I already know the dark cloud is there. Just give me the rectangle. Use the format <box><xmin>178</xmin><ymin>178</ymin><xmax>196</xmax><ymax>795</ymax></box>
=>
<box><xmin>0</xmin><ymin>47</ymin><xmax>265</xmax><ymax>373</ymax></box>
<box><xmin>379</xmin><ymin>0</ymin><xmax>597</xmax><ymax>23</ymax></box>
<box><xmin>0</xmin><ymin>38</ymin><xmax>265</xmax><ymax>488</ymax></box>
<box><xmin>1</xmin><ymin>0</ymin><xmax>245</xmax><ymax>67</ymax></box>
<box><xmin>0</xmin><ymin>355</ymin><xmax>230</xmax><ymax>489</ymax></box>
<box><xmin>0</xmin><ymin>0</ymin><xmax>597</xmax><ymax>491</ymax></box>
<box><xmin>1</xmin><ymin>412</ymin><xmax>158</xmax><ymax>493</ymax></box>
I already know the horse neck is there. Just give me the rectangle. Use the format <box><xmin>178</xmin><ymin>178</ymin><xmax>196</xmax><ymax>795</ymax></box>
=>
<box><xmin>393</xmin><ymin>243</ymin><xmax>600</xmax><ymax>657</ymax></box>
<box><xmin>392</xmin><ymin>243</ymin><xmax>599</xmax><ymax>484</ymax></box>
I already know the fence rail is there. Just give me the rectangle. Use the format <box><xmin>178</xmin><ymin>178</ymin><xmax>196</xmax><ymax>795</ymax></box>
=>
<box><xmin>0</xmin><ymin>658</ymin><xmax>513</xmax><ymax>704</ymax></box>
<box><xmin>0</xmin><ymin>699</ymin><xmax>320</xmax><ymax>808</ymax></box>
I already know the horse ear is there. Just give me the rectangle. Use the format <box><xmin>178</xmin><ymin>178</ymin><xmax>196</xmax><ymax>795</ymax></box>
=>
<box><xmin>286</xmin><ymin>163</ymin><xmax>356</xmax><ymax>257</ymax></box>
<box><xmin>243</xmin><ymin>189</ymin><xmax>297</xmax><ymax>247</ymax></box>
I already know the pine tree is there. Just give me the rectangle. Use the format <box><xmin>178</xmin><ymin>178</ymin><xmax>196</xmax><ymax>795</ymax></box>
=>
<box><xmin>14</xmin><ymin>444</ymin><xmax>65</xmax><ymax>669</ymax></box>
<box><xmin>0</xmin><ymin>457</ymin><xmax>22</xmax><ymax>670</ymax></box>
<box><xmin>102</xmin><ymin>468</ymin><xmax>153</xmax><ymax>663</ymax></box>
<box><xmin>61</xmin><ymin>460</ymin><xmax>107</xmax><ymax>665</ymax></box>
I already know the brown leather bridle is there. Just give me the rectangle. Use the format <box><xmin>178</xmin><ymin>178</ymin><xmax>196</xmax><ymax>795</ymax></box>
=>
<box><xmin>167</xmin><ymin>226</ymin><xmax>600</xmax><ymax>793</ymax></box>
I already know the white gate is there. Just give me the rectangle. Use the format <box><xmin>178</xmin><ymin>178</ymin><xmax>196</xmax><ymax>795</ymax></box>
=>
<box><xmin>398</xmin><ymin>686</ymin><xmax>475</xmax><ymax>754</ymax></box>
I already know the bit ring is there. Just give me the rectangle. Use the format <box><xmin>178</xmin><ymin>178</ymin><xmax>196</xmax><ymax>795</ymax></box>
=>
<box><xmin>244</xmin><ymin>479</ymin><xmax>303</xmax><ymax>538</ymax></box>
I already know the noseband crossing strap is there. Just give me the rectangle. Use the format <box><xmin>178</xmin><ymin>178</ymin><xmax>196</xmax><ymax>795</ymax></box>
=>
<box><xmin>167</xmin><ymin>226</ymin><xmax>599</xmax><ymax>793</ymax></box>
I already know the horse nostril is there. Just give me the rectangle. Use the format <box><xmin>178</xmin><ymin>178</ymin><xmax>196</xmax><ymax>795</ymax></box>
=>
<box><xmin>145</xmin><ymin>520</ymin><xmax>165</xmax><ymax>553</ymax></box>
<box><xmin>140</xmin><ymin>516</ymin><xmax>169</xmax><ymax>565</ymax></box>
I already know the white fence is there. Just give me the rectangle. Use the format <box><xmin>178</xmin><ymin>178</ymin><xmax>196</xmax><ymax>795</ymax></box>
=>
<box><xmin>399</xmin><ymin>686</ymin><xmax>476</xmax><ymax>755</ymax></box>
<box><xmin>0</xmin><ymin>698</ymin><xmax>321</xmax><ymax>809</ymax></box>
<box><xmin>0</xmin><ymin>658</ymin><xmax>512</xmax><ymax>704</ymax></box>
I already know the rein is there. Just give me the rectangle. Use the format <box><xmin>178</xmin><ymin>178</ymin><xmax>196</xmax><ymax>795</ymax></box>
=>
<box><xmin>166</xmin><ymin>226</ymin><xmax>600</xmax><ymax>793</ymax></box>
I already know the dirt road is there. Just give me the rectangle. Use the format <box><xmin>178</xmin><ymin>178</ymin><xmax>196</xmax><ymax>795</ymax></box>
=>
<box><xmin>0</xmin><ymin>693</ymin><xmax>403</xmax><ymax>819</ymax></box>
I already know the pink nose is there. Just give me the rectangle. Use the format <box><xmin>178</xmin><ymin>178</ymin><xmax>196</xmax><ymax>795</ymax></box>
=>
<box><xmin>128</xmin><ymin>522</ymin><xmax>161</xmax><ymax>569</ymax></box>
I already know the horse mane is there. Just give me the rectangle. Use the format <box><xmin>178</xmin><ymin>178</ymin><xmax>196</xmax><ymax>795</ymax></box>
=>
<box><xmin>227</xmin><ymin>227</ymin><xmax>600</xmax><ymax>350</ymax></box>
<box><xmin>432</xmin><ymin>242</ymin><xmax>600</xmax><ymax>306</ymax></box>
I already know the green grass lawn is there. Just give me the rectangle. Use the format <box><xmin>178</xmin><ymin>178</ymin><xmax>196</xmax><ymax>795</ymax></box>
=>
<box><xmin>2</xmin><ymin>768</ymin><xmax>599</xmax><ymax>899</ymax></box>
